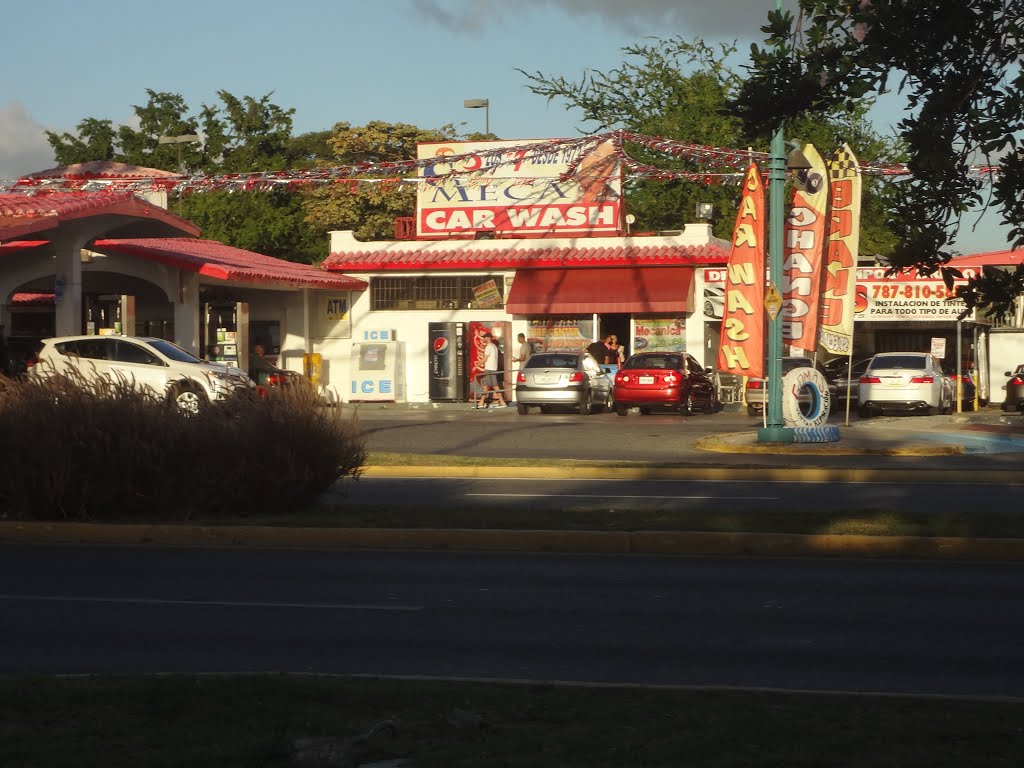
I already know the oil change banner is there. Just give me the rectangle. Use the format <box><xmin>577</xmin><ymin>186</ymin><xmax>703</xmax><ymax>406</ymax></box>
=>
<box><xmin>717</xmin><ymin>164</ymin><xmax>766</xmax><ymax>379</ymax></box>
<box><xmin>781</xmin><ymin>144</ymin><xmax>828</xmax><ymax>353</ymax></box>
<box><xmin>819</xmin><ymin>144</ymin><xmax>861</xmax><ymax>356</ymax></box>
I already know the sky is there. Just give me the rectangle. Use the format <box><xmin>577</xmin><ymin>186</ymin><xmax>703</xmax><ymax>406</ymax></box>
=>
<box><xmin>0</xmin><ymin>0</ymin><xmax>1010</xmax><ymax>254</ymax></box>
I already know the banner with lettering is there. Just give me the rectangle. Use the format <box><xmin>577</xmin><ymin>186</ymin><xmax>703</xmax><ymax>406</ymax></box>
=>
<box><xmin>781</xmin><ymin>144</ymin><xmax>828</xmax><ymax>353</ymax></box>
<box><xmin>818</xmin><ymin>144</ymin><xmax>862</xmax><ymax>355</ymax></box>
<box><xmin>717</xmin><ymin>164</ymin><xmax>766</xmax><ymax>379</ymax></box>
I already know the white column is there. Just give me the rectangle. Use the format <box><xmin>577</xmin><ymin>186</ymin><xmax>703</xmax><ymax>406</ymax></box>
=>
<box><xmin>173</xmin><ymin>271</ymin><xmax>201</xmax><ymax>354</ymax></box>
<box><xmin>52</xmin><ymin>234</ymin><xmax>87</xmax><ymax>337</ymax></box>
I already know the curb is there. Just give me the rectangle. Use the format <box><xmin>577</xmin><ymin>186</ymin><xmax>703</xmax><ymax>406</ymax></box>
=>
<box><xmin>361</xmin><ymin>464</ymin><xmax>1023</xmax><ymax>485</ymax></box>
<box><xmin>2</xmin><ymin>522</ymin><xmax>1022</xmax><ymax>562</ymax></box>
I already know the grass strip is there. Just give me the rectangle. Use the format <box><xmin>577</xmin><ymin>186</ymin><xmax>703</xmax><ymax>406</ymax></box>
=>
<box><xmin>1</xmin><ymin>675</ymin><xmax>1020</xmax><ymax>768</ymax></box>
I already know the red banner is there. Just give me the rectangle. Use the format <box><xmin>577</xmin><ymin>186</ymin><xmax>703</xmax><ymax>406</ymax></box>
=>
<box><xmin>819</xmin><ymin>144</ymin><xmax>862</xmax><ymax>355</ymax></box>
<box><xmin>781</xmin><ymin>144</ymin><xmax>828</xmax><ymax>353</ymax></box>
<box><xmin>717</xmin><ymin>164</ymin><xmax>766</xmax><ymax>379</ymax></box>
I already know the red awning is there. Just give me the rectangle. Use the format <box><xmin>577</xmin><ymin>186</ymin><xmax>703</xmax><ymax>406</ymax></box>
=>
<box><xmin>505</xmin><ymin>267</ymin><xmax>694</xmax><ymax>314</ymax></box>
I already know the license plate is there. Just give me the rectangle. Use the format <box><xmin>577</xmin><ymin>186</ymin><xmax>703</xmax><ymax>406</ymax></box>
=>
<box><xmin>535</xmin><ymin>374</ymin><xmax>559</xmax><ymax>384</ymax></box>
<box><xmin>639</xmin><ymin>376</ymin><xmax>655</xmax><ymax>384</ymax></box>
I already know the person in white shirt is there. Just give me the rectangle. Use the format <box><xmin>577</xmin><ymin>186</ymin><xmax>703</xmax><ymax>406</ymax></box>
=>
<box><xmin>476</xmin><ymin>332</ymin><xmax>507</xmax><ymax>409</ymax></box>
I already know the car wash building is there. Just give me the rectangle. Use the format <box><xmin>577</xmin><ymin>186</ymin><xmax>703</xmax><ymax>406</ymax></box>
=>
<box><xmin>320</xmin><ymin>138</ymin><xmax>731</xmax><ymax>404</ymax></box>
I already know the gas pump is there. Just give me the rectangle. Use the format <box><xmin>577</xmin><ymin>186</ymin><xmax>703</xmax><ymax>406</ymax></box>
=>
<box><xmin>201</xmin><ymin>301</ymin><xmax>249</xmax><ymax>372</ymax></box>
<box><xmin>84</xmin><ymin>294</ymin><xmax>135</xmax><ymax>336</ymax></box>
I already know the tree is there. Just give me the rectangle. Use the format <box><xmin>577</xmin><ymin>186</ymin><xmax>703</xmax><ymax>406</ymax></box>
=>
<box><xmin>520</xmin><ymin>36</ymin><xmax>901</xmax><ymax>253</ymax></box>
<box><xmin>303</xmin><ymin>121</ymin><xmax>458</xmax><ymax>242</ymax></box>
<box><xmin>730</xmin><ymin>0</ymin><xmax>1024</xmax><ymax>317</ymax></box>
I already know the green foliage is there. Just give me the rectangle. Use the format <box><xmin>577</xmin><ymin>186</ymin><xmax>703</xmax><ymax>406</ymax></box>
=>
<box><xmin>732</xmin><ymin>0</ymin><xmax>1024</xmax><ymax>315</ymax></box>
<box><xmin>0</xmin><ymin>375</ymin><xmax>365</xmax><ymax>521</ymax></box>
<box><xmin>519</xmin><ymin>35</ymin><xmax>901</xmax><ymax>251</ymax></box>
<box><xmin>303</xmin><ymin>121</ymin><xmax>458</xmax><ymax>242</ymax></box>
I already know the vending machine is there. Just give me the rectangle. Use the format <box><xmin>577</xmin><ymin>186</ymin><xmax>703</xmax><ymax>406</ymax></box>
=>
<box><xmin>201</xmin><ymin>301</ymin><xmax>249</xmax><ymax>371</ymax></box>
<box><xmin>467</xmin><ymin>320</ymin><xmax>512</xmax><ymax>402</ymax></box>
<box><xmin>428</xmin><ymin>321</ymin><xmax>466</xmax><ymax>401</ymax></box>
<box><xmin>350</xmin><ymin>329</ymin><xmax>406</xmax><ymax>402</ymax></box>
<box><xmin>85</xmin><ymin>294</ymin><xmax>135</xmax><ymax>336</ymax></box>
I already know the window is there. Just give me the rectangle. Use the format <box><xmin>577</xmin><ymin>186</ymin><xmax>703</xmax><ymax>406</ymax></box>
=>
<box><xmin>57</xmin><ymin>339</ymin><xmax>111</xmax><ymax>360</ymax></box>
<box><xmin>114</xmin><ymin>340</ymin><xmax>161</xmax><ymax>366</ymax></box>
<box><xmin>370</xmin><ymin>276</ymin><xmax>504</xmax><ymax>311</ymax></box>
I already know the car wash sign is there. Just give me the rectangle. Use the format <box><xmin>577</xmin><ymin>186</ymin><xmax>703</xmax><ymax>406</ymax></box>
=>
<box><xmin>853</xmin><ymin>266</ymin><xmax>979</xmax><ymax>321</ymax></box>
<box><xmin>417</xmin><ymin>139</ymin><xmax>622</xmax><ymax>239</ymax></box>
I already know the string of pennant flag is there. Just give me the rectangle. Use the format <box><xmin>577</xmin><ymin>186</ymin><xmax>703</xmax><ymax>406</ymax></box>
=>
<box><xmin>0</xmin><ymin>131</ymin><xmax>1000</xmax><ymax>195</ymax></box>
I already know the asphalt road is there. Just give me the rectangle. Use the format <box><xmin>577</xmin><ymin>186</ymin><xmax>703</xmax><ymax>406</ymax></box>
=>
<box><xmin>3</xmin><ymin>545</ymin><xmax>1022</xmax><ymax>699</ymax></box>
<box><xmin>332</xmin><ymin>474</ymin><xmax>1024</xmax><ymax>514</ymax></box>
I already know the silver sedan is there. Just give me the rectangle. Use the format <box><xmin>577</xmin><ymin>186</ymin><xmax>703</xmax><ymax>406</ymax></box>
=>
<box><xmin>515</xmin><ymin>351</ymin><xmax>614</xmax><ymax>415</ymax></box>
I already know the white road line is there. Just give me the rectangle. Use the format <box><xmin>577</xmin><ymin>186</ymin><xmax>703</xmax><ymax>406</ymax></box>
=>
<box><xmin>0</xmin><ymin>595</ymin><xmax>423</xmax><ymax>611</ymax></box>
<box><xmin>466</xmin><ymin>493</ymin><xmax>777</xmax><ymax>500</ymax></box>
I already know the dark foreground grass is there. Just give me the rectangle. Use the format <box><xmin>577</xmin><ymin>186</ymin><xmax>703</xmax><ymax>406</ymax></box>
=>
<box><xmin>1</xmin><ymin>675</ymin><xmax>1021</xmax><ymax>768</ymax></box>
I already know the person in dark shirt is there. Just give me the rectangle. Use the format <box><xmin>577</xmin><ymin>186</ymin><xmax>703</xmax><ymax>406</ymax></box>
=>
<box><xmin>586</xmin><ymin>335</ymin><xmax>613</xmax><ymax>365</ymax></box>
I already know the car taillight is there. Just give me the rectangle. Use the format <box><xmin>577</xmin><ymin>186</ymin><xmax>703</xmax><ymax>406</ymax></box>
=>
<box><xmin>569</xmin><ymin>371</ymin><xmax>584</xmax><ymax>382</ymax></box>
<box><xmin>268</xmin><ymin>373</ymin><xmax>286</xmax><ymax>386</ymax></box>
<box><xmin>24</xmin><ymin>356</ymin><xmax>39</xmax><ymax>368</ymax></box>
<box><xmin>910</xmin><ymin>375</ymin><xmax>934</xmax><ymax>384</ymax></box>
<box><xmin>517</xmin><ymin>372</ymin><xmax>526</xmax><ymax>383</ymax></box>
<box><xmin>1013</xmin><ymin>375</ymin><xmax>1024</xmax><ymax>386</ymax></box>
<box><xmin>746</xmin><ymin>380</ymin><xmax>764</xmax><ymax>390</ymax></box>
<box><xmin>663</xmin><ymin>372</ymin><xmax>680</xmax><ymax>385</ymax></box>
<box><xmin>615</xmin><ymin>372</ymin><xmax>627</xmax><ymax>383</ymax></box>
<box><xmin>859</xmin><ymin>375</ymin><xmax>881</xmax><ymax>384</ymax></box>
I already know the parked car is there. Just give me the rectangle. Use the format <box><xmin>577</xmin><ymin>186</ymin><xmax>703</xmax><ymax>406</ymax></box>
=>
<box><xmin>1002</xmin><ymin>364</ymin><xmax>1024</xmax><ymax>412</ymax></box>
<box><xmin>826</xmin><ymin>357</ymin><xmax>873</xmax><ymax>405</ymax></box>
<box><xmin>744</xmin><ymin>357</ymin><xmax>836</xmax><ymax>417</ymax></box>
<box><xmin>1</xmin><ymin>336</ymin><xmax>43</xmax><ymax>378</ymax></box>
<box><xmin>249</xmin><ymin>353</ymin><xmax>312</xmax><ymax>393</ymax></box>
<box><xmin>29</xmin><ymin>335</ymin><xmax>254</xmax><ymax>414</ymax></box>
<box><xmin>613</xmin><ymin>351</ymin><xmax>717</xmax><ymax>416</ymax></box>
<box><xmin>515</xmin><ymin>351</ymin><xmax>613</xmax><ymax>415</ymax></box>
<box><xmin>941</xmin><ymin>364</ymin><xmax>977</xmax><ymax>411</ymax></box>
<box><xmin>858</xmin><ymin>352</ymin><xmax>952</xmax><ymax>418</ymax></box>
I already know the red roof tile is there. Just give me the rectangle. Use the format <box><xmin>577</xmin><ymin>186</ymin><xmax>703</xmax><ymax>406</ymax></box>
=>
<box><xmin>0</xmin><ymin>192</ymin><xmax>199</xmax><ymax>239</ymax></box>
<box><xmin>24</xmin><ymin>162</ymin><xmax>179</xmax><ymax>180</ymax></box>
<box><xmin>93</xmin><ymin>238</ymin><xmax>366</xmax><ymax>291</ymax></box>
<box><xmin>323</xmin><ymin>241</ymin><xmax>729</xmax><ymax>272</ymax></box>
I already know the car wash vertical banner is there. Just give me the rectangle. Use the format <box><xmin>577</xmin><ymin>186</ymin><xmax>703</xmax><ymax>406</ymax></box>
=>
<box><xmin>717</xmin><ymin>163</ymin><xmax>766</xmax><ymax>379</ymax></box>
<box><xmin>818</xmin><ymin>144</ymin><xmax>861</xmax><ymax>356</ymax></box>
<box><xmin>781</xmin><ymin>144</ymin><xmax>828</xmax><ymax>355</ymax></box>
<box><xmin>416</xmin><ymin>138</ymin><xmax>622</xmax><ymax>239</ymax></box>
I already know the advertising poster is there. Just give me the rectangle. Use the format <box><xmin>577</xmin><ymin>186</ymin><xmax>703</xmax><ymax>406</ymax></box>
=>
<box><xmin>853</xmin><ymin>266</ymin><xmax>978</xmax><ymax>320</ymax></box>
<box><xmin>781</xmin><ymin>144</ymin><xmax>828</xmax><ymax>352</ymax></box>
<box><xmin>472</xmin><ymin>279</ymin><xmax>504</xmax><ymax>309</ymax></box>
<box><xmin>527</xmin><ymin>318</ymin><xmax>593</xmax><ymax>353</ymax></box>
<box><xmin>634</xmin><ymin>317</ymin><xmax>686</xmax><ymax>353</ymax></box>
<box><xmin>819</xmin><ymin>144</ymin><xmax>862</xmax><ymax>356</ymax></box>
<box><xmin>717</xmin><ymin>164</ymin><xmax>766</xmax><ymax>379</ymax></box>
<box><xmin>417</xmin><ymin>138</ymin><xmax>622</xmax><ymax>239</ymax></box>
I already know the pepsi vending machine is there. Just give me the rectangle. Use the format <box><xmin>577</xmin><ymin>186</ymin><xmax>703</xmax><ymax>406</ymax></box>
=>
<box><xmin>428</xmin><ymin>322</ymin><xmax>466</xmax><ymax>401</ymax></box>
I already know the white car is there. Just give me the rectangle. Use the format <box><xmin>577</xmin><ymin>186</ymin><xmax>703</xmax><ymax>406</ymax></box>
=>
<box><xmin>858</xmin><ymin>352</ymin><xmax>952</xmax><ymax>418</ymax></box>
<box><xmin>30</xmin><ymin>335</ymin><xmax>253</xmax><ymax>413</ymax></box>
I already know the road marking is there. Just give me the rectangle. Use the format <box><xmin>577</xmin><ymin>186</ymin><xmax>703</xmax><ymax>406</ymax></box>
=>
<box><xmin>0</xmin><ymin>595</ymin><xmax>423</xmax><ymax>611</ymax></box>
<box><xmin>466</xmin><ymin>493</ymin><xmax>777</xmax><ymax>500</ymax></box>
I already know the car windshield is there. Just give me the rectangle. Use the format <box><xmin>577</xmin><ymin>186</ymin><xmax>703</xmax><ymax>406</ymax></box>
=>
<box><xmin>871</xmin><ymin>355</ymin><xmax>926</xmax><ymax>370</ymax></box>
<box><xmin>528</xmin><ymin>353</ymin><xmax>577</xmax><ymax>369</ymax></box>
<box><xmin>623</xmin><ymin>354</ymin><xmax>682</xmax><ymax>370</ymax></box>
<box><xmin>144</xmin><ymin>338</ymin><xmax>203</xmax><ymax>364</ymax></box>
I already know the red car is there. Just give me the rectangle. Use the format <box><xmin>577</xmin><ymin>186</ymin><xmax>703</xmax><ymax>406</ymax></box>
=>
<box><xmin>613</xmin><ymin>352</ymin><xmax>718</xmax><ymax>416</ymax></box>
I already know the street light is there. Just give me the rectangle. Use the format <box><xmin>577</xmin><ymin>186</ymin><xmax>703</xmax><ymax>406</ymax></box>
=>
<box><xmin>158</xmin><ymin>134</ymin><xmax>201</xmax><ymax>173</ymax></box>
<box><xmin>463</xmin><ymin>99</ymin><xmax>490</xmax><ymax>135</ymax></box>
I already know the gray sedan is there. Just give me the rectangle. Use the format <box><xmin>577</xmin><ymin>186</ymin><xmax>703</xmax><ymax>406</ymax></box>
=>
<box><xmin>515</xmin><ymin>351</ymin><xmax>614</xmax><ymax>415</ymax></box>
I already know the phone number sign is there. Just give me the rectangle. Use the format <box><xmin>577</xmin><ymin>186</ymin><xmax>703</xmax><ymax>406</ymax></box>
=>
<box><xmin>853</xmin><ymin>266</ymin><xmax>978</xmax><ymax>321</ymax></box>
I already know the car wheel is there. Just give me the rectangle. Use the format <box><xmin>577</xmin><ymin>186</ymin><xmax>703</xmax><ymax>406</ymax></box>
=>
<box><xmin>705</xmin><ymin>390</ymin><xmax>717</xmax><ymax>414</ymax></box>
<box><xmin>516</xmin><ymin>403</ymin><xmax>529</xmax><ymax>415</ymax></box>
<box><xmin>858</xmin><ymin>404</ymin><xmax>873</xmax><ymax>419</ymax></box>
<box><xmin>681</xmin><ymin>392</ymin><xmax>695</xmax><ymax>416</ymax></box>
<box><xmin>539</xmin><ymin>405</ymin><xmax>552</xmax><ymax>414</ymax></box>
<box><xmin>639</xmin><ymin>407</ymin><xmax>651</xmax><ymax>416</ymax></box>
<box><xmin>615</xmin><ymin>403</ymin><xmax>628</xmax><ymax>417</ymax></box>
<box><xmin>169</xmin><ymin>384</ymin><xmax>205</xmax><ymax>415</ymax></box>
<box><xmin>578</xmin><ymin>389</ymin><xmax>593</xmax><ymax>415</ymax></box>
<box><xmin>747</xmin><ymin>405</ymin><xmax>758</xmax><ymax>417</ymax></box>
<box><xmin>603</xmin><ymin>388</ymin><xmax>615</xmax><ymax>414</ymax></box>
<box><xmin>962</xmin><ymin>399</ymin><xmax>975</xmax><ymax>412</ymax></box>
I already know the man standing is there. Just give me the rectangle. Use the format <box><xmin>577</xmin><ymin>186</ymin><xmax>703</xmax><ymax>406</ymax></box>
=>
<box><xmin>586</xmin><ymin>334</ymin><xmax>613</xmax><ymax>366</ymax></box>
<box><xmin>512</xmin><ymin>333</ymin><xmax>533</xmax><ymax>371</ymax></box>
<box><xmin>476</xmin><ymin>332</ymin><xmax>507</xmax><ymax>409</ymax></box>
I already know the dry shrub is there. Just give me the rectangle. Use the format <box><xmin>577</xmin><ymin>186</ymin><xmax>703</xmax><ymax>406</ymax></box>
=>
<box><xmin>0</xmin><ymin>375</ymin><xmax>365</xmax><ymax>521</ymax></box>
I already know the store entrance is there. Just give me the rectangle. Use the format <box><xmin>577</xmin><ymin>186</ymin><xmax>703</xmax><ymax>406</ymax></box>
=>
<box><xmin>598</xmin><ymin>314</ymin><xmax>631</xmax><ymax>357</ymax></box>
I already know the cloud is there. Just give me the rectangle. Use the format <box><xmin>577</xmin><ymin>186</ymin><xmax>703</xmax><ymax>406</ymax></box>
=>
<box><xmin>0</xmin><ymin>102</ymin><xmax>55</xmax><ymax>180</ymax></box>
<box><xmin>414</xmin><ymin>0</ymin><xmax>787</xmax><ymax>39</ymax></box>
